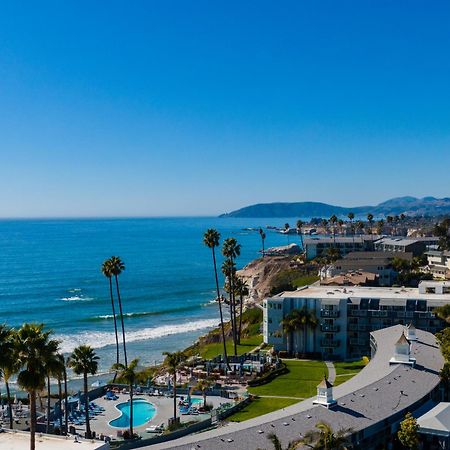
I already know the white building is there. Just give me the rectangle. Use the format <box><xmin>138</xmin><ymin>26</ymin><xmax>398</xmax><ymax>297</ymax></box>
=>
<box><xmin>425</xmin><ymin>250</ymin><xmax>450</xmax><ymax>280</ymax></box>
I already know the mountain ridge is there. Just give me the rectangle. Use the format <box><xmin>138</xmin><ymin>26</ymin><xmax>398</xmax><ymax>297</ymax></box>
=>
<box><xmin>220</xmin><ymin>196</ymin><xmax>450</xmax><ymax>218</ymax></box>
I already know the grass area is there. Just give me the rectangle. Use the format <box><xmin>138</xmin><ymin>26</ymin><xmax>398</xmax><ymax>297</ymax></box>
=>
<box><xmin>228</xmin><ymin>397</ymin><xmax>299</xmax><ymax>422</ymax></box>
<box><xmin>199</xmin><ymin>335</ymin><xmax>263</xmax><ymax>360</ymax></box>
<box><xmin>249</xmin><ymin>359</ymin><xmax>327</xmax><ymax>398</ymax></box>
<box><xmin>270</xmin><ymin>270</ymin><xmax>319</xmax><ymax>295</ymax></box>
<box><xmin>333</xmin><ymin>358</ymin><xmax>367</xmax><ymax>386</ymax></box>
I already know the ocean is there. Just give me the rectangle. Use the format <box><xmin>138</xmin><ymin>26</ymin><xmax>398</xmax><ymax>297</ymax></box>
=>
<box><xmin>0</xmin><ymin>217</ymin><xmax>302</xmax><ymax>378</ymax></box>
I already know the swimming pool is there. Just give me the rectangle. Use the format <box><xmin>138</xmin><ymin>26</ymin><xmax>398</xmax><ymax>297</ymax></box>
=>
<box><xmin>109</xmin><ymin>399</ymin><xmax>156</xmax><ymax>428</ymax></box>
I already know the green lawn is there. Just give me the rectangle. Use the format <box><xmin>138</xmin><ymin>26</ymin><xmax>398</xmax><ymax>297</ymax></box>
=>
<box><xmin>199</xmin><ymin>335</ymin><xmax>263</xmax><ymax>360</ymax></box>
<box><xmin>249</xmin><ymin>359</ymin><xmax>327</xmax><ymax>398</ymax></box>
<box><xmin>333</xmin><ymin>358</ymin><xmax>367</xmax><ymax>386</ymax></box>
<box><xmin>228</xmin><ymin>397</ymin><xmax>298</xmax><ymax>422</ymax></box>
<box><xmin>292</xmin><ymin>274</ymin><xmax>320</xmax><ymax>288</ymax></box>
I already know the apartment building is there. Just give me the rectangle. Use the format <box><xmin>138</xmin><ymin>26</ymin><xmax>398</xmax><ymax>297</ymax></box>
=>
<box><xmin>303</xmin><ymin>236</ymin><xmax>379</xmax><ymax>260</ymax></box>
<box><xmin>426</xmin><ymin>250</ymin><xmax>450</xmax><ymax>280</ymax></box>
<box><xmin>263</xmin><ymin>281</ymin><xmax>450</xmax><ymax>360</ymax></box>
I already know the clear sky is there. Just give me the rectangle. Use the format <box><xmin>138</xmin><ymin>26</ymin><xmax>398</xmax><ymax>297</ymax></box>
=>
<box><xmin>1</xmin><ymin>1</ymin><xmax>449</xmax><ymax>217</ymax></box>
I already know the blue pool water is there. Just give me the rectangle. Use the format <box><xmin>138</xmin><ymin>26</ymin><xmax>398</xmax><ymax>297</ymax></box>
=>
<box><xmin>109</xmin><ymin>399</ymin><xmax>156</xmax><ymax>428</ymax></box>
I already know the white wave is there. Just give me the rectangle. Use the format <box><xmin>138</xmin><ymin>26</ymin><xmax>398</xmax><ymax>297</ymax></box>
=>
<box><xmin>56</xmin><ymin>318</ymin><xmax>219</xmax><ymax>354</ymax></box>
<box><xmin>60</xmin><ymin>296</ymin><xmax>93</xmax><ymax>302</ymax></box>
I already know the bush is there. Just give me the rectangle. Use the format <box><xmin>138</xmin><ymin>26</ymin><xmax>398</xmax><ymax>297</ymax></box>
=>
<box><xmin>247</xmin><ymin>363</ymin><xmax>289</xmax><ymax>387</ymax></box>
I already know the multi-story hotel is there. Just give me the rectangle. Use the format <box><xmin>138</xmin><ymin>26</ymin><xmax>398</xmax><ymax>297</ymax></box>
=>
<box><xmin>263</xmin><ymin>280</ymin><xmax>450</xmax><ymax>359</ymax></box>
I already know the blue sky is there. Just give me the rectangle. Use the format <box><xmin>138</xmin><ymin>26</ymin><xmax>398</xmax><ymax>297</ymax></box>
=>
<box><xmin>1</xmin><ymin>1</ymin><xmax>449</xmax><ymax>217</ymax></box>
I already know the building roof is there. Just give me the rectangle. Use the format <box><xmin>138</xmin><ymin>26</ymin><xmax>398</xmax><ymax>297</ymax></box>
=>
<box><xmin>303</xmin><ymin>236</ymin><xmax>377</xmax><ymax>245</ymax></box>
<box><xmin>396</xmin><ymin>332</ymin><xmax>409</xmax><ymax>345</ymax></box>
<box><xmin>376</xmin><ymin>237</ymin><xmax>439</xmax><ymax>246</ymax></box>
<box><xmin>418</xmin><ymin>402</ymin><xmax>450</xmax><ymax>437</ymax></box>
<box><xmin>320</xmin><ymin>271</ymin><xmax>378</xmax><ymax>286</ymax></box>
<box><xmin>317</xmin><ymin>377</ymin><xmax>333</xmax><ymax>389</ymax></box>
<box><xmin>407</xmin><ymin>322</ymin><xmax>416</xmax><ymax>330</ymax></box>
<box><xmin>345</xmin><ymin>251</ymin><xmax>413</xmax><ymax>261</ymax></box>
<box><xmin>271</xmin><ymin>282</ymin><xmax>450</xmax><ymax>304</ymax></box>
<box><xmin>148</xmin><ymin>325</ymin><xmax>444</xmax><ymax>450</ymax></box>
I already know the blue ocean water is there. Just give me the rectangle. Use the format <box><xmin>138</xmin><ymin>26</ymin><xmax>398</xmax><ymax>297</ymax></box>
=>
<box><xmin>0</xmin><ymin>217</ymin><xmax>302</xmax><ymax>373</ymax></box>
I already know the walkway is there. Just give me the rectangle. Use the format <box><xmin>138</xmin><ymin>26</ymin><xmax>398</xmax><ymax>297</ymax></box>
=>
<box><xmin>324</xmin><ymin>360</ymin><xmax>336</xmax><ymax>383</ymax></box>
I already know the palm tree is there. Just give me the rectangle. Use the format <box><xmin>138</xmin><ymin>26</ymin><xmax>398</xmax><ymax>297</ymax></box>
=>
<box><xmin>367</xmin><ymin>213</ymin><xmax>374</xmax><ymax>235</ymax></box>
<box><xmin>109</xmin><ymin>256</ymin><xmax>128</xmax><ymax>367</ymax></box>
<box><xmin>101</xmin><ymin>258</ymin><xmax>120</xmax><ymax>377</ymax></box>
<box><xmin>356</xmin><ymin>220</ymin><xmax>364</xmax><ymax>235</ymax></box>
<box><xmin>112</xmin><ymin>358</ymin><xmax>139</xmax><ymax>438</ymax></box>
<box><xmin>0</xmin><ymin>325</ymin><xmax>16</xmax><ymax>430</ymax></box>
<box><xmin>337</xmin><ymin>219</ymin><xmax>344</xmax><ymax>236</ymax></box>
<box><xmin>222</xmin><ymin>238</ymin><xmax>241</xmax><ymax>355</ymax></box>
<box><xmin>235</xmin><ymin>277</ymin><xmax>248</xmax><ymax>343</ymax></box>
<box><xmin>222</xmin><ymin>259</ymin><xmax>237</xmax><ymax>354</ymax></box>
<box><xmin>203</xmin><ymin>229</ymin><xmax>229</xmax><ymax>369</ymax></box>
<box><xmin>15</xmin><ymin>324</ymin><xmax>60</xmax><ymax>450</ymax></box>
<box><xmin>62</xmin><ymin>355</ymin><xmax>69</xmax><ymax>435</ymax></box>
<box><xmin>376</xmin><ymin>219</ymin><xmax>384</xmax><ymax>236</ymax></box>
<box><xmin>259</xmin><ymin>228</ymin><xmax>266</xmax><ymax>257</ymax></box>
<box><xmin>302</xmin><ymin>309</ymin><xmax>318</xmax><ymax>354</ymax></box>
<box><xmin>195</xmin><ymin>378</ymin><xmax>213</xmax><ymax>408</ymax></box>
<box><xmin>347</xmin><ymin>212</ymin><xmax>355</xmax><ymax>245</ymax></box>
<box><xmin>329</xmin><ymin>215</ymin><xmax>338</xmax><ymax>246</ymax></box>
<box><xmin>321</xmin><ymin>219</ymin><xmax>329</xmax><ymax>235</ymax></box>
<box><xmin>281</xmin><ymin>313</ymin><xmax>296</xmax><ymax>355</ymax></box>
<box><xmin>68</xmin><ymin>345</ymin><xmax>99</xmax><ymax>439</ymax></box>
<box><xmin>55</xmin><ymin>354</ymin><xmax>68</xmax><ymax>435</ymax></box>
<box><xmin>386</xmin><ymin>215</ymin><xmax>394</xmax><ymax>235</ymax></box>
<box><xmin>45</xmin><ymin>350</ymin><xmax>62</xmax><ymax>433</ymax></box>
<box><xmin>296</xmin><ymin>220</ymin><xmax>304</xmax><ymax>250</ymax></box>
<box><xmin>298</xmin><ymin>421</ymin><xmax>352</xmax><ymax>449</ymax></box>
<box><xmin>163</xmin><ymin>351</ymin><xmax>185</xmax><ymax>423</ymax></box>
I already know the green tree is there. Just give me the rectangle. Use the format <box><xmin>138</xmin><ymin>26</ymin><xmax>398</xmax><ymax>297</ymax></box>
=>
<box><xmin>347</xmin><ymin>212</ymin><xmax>355</xmax><ymax>244</ymax></box>
<box><xmin>195</xmin><ymin>378</ymin><xmax>213</xmax><ymax>408</ymax></box>
<box><xmin>259</xmin><ymin>228</ymin><xmax>266</xmax><ymax>257</ymax></box>
<box><xmin>203</xmin><ymin>229</ymin><xmax>229</xmax><ymax>369</ymax></box>
<box><xmin>112</xmin><ymin>358</ymin><xmax>139</xmax><ymax>438</ymax></box>
<box><xmin>329</xmin><ymin>215</ymin><xmax>338</xmax><ymax>245</ymax></box>
<box><xmin>434</xmin><ymin>218</ymin><xmax>450</xmax><ymax>250</ymax></box>
<box><xmin>0</xmin><ymin>325</ymin><xmax>16</xmax><ymax>430</ymax></box>
<box><xmin>101</xmin><ymin>258</ymin><xmax>120</xmax><ymax>376</ymax></box>
<box><xmin>222</xmin><ymin>258</ymin><xmax>237</xmax><ymax>354</ymax></box>
<box><xmin>163</xmin><ymin>351</ymin><xmax>185</xmax><ymax>422</ymax></box>
<box><xmin>299</xmin><ymin>421</ymin><xmax>351</xmax><ymax>449</ymax></box>
<box><xmin>440</xmin><ymin>362</ymin><xmax>450</xmax><ymax>400</ymax></box>
<box><xmin>435</xmin><ymin>304</ymin><xmax>450</xmax><ymax>324</ymax></box>
<box><xmin>109</xmin><ymin>256</ymin><xmax>128</xmax><ymax>367</ymax></box>
<box><xmin>397</xmin><ymin>412</ymin><xmax>420</xmax><ymax>450</ymax></box>
<box><xmin>436</xmin><ymin>327</ymin><xmax>450</xmax><ymax>361</ymax></box>
<box><xmin>235</xmin><ymin>276</ymin><xmax>249</xmax><ymax>344</ymax></box>
<box><xmin>15</xmin><ymin>324</ymin><xmax>60</xmax><ymax>450</ymax></box>
<box><xmin>367</xmin><ymin>213</ymin><xmax>374</xmax><ymax>235</ymax></box>
<box><xmin>296</xmin><ymin>220</ymin><xmax>304</xmax><ymax>250</ymax></box>
<box><xmin>45</xmin><ymin>349</ymin><xmax>62</xmax><ymax>433</ymax></box>
<box><xmin>68</xmin><ymin>345</ymin><xmax>99</xmax><ymax>439</ymax></box>
<box><xmin>222</xmin><ymin>238</ymin><xmax>241</xmax><ymax>355</ymax></box>
<box><xmin>376</xmin><ymin>219</ymin><xmax>384</xmax><ymax>235</ymax></box>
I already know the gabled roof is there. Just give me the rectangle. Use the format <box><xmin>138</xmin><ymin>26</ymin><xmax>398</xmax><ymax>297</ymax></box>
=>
<box><xmin>396</xmin><ymin>332</ymin><xmax>410</xmax><ymax>345</ymax></box>
<box><xmin>418</xmin><ymin>402</ymin><xmax>450</xmax><ymax>437</ymax></box>
<box><xmin>407</xmin><ymin>322</ymin><xmax>416</xmax><ymax>330</ymax></box>
<box><xmin>317</xmin><ymin>376</ymin><xmax>333</xmax><ymax>389</ymax></box>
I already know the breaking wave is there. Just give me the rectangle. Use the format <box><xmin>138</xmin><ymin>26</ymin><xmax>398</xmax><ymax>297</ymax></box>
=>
<box><xmin>56</xmin><ymin>318</ymin><xmax>219</xmax><ymax>354</ymax></box>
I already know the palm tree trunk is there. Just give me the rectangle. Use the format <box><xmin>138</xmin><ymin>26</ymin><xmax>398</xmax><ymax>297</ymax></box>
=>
<box><xmin>203</xmin><ymin>391</ymin><xmax>207</xmax><ymax>408</ymax></box>
<box><xmin>114</xmin><ymin>275</ymin><xmax>128</xmax><ymax>367</ymax></box>
<box><xmin>30</xmin><ymin>391</ymin><xmax>37</xmax><ymax>450</ymax></box>
<box><xmin>238</xmin><ymin>292</ymin><xmax>244</xmax><ymax>344</ymax></box>
<box><xmin>46</xmin><ymin>374</ymin><xmax>51</xmax><ymax>434</ymax></box>
<box><xmin>211</xmin><ymin>246</ymin><xmax>230</xmax><ymax>370</ymax></box>
<box><xmin>173</xmin><ymin>373</ymin><xmax>177</xmax><ymax>421</ymax></box>
<box><xmin>304</xmin><ymin>326</ymin><xmax>308</xmax><ymax>354</ymax></box>
<box><xmin>58</xmin><ymin>378</ymin><xmax>63</xmax><ymax>432</ymax></box>
<box><xmin>262</xmin><ymin>237</ymin><xmax>265</xmax><ymax>257</ymax></box>
<box><xmin>109</xmin><ymin>277</ymin><xmax>120</xmax><ymax>380</ymax></box>
<box><xmin>129</xmin><ymin>384</ymin><xmax>134</xmax><ymax>437</ymax></box>
<box><xmin>229</xmin><ymin>258</ymin><xmax>238</xmax><ymax>356</ymax></box>
<box><xmin>84</xmin><ymin>373</ymin><xmax>91</xmax><ymax>439</ymax></box>
<box><xmin>63</xmin><ymin>368</ymin><xmax>68</xmax><ymax>435</ymax></box>
<box><xmin>5</xmin><ymin>380</ymin><xmax>13</xmax><ymax>430</ymax></box>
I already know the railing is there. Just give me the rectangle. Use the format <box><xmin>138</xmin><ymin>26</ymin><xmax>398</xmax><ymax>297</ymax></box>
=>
<box><xmin>321</xmin><ymin>324</ymin><xmax>340</xmax><ymax>332</ymax></box>
<box><xmin>320</xmin><ymin>339</ymin><xmax>340</xmax><ymax>348</ymax></box>
<box><xmin>320</xmin><ymin>310</ymin><xmax>340</xmax><ymax>318</ymax></box>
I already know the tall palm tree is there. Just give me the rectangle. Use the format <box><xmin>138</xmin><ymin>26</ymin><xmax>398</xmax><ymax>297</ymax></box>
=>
<box><xmin>101</xmin><ymin>258</ymin><xmax>120</xmax><ymax>376</ymax></box>
<box><xmin>15</xmin><ymin>324</ymin><xmax>60</xmax><ymax>450</ymax></box>
<box><xmin>0</xmin><ymin>325</ymin><xmax>16</xmax><ymax>430</ymax></box>
<box><xmin>235</xmin><ymin>277</ymin><xmax>249</xmax><ymax>343</ymax></box>
<box><xmin>281</xmin><ymin>313</ymin><xmax>296</xmax><ymax>355</ymax></box>
<box><xmin>54</xmin><ymin>354</ymin><xmax>68</xmax><ymax>435</ymax></box>
<box><xmin>337</xmin><ymin>219</ymin><xmax>344</xmax><ymax>236</ymax></box>
<box><xmin>112</xmin><ymin>358</ymin><xmax>139</xmax><ymax>438</ymax></box>
<box><xmin>62</xmin><ymin>355</ymin><xmax>69</xmax><ymax>435</ymax></box>
<box><xmin>222</xmin><ymin>259</ymin><xmax>237</xmax><ymax>354</ymax></box>
<box><xmin>367</xmin><ymin>213</ymin><xmax>374</xmax><ymax>235</ymax></box>
<box><xmin>376</xmin><ymin>219</ymin><xmax>384</xmax><ymax>236</ymax></box>
<box><xmin>45</xmin><ymin>350</ymin><xmax>62</xmax><ymax>433</ymax></box>
<box><xmin>259</xmin><ymin>228</ymin><xmax>266</xmax><ymax>257</ymax></box>
<box><xmin>203</xmin><ymin>229</ymin><xmax>229</xmax><ymax>369</ymax></box>
<box><xmin>321</xmin><ymin>219</ymin><xmax>329</xmax><ymax>235</ymax></box>
<box><xmin>68</xmin><ymin>345</ymin><xmax>99</xmax><ymax>439</ymax></box>
<box><xmin>195</xmin><ymin>378</ymin><xmax>213</xmax><ymax>408</ymax></box>
<box><xmin>298</xmin><ymin>421</ymin><xmax>352</xmax><ymax>449</ymax></box>
<box><xmin>109</xmin><ymin>256</ymin><xmax>128</xmax><ymax>367</ymax></box>
<box><xmin>329</xmin><ymin>215</ymin><xmax>338</xmax><ymax>246</ymax></box>
<box><xmin>222</xmin><ymin>238</ymin><xmax>241</xmax><ymax>355</ymax></box>
<box><xmin>163</xmin><ymin>351</ymin><xmax>185</xmax><ymax>422</ymax></box>
<box><xmin>296</xmin><ymin>220</ymin><xmax>304</xmax><ymax>250</ymax></box>
<box><xmin>347</xmin><ymin>212</ymin><xmax>355</xmax><ymax>245</ymax></box>
<box><xmin>301</xmin><ymin>308</ymin><xmax>318</xmax><ymax>354</ymax></box>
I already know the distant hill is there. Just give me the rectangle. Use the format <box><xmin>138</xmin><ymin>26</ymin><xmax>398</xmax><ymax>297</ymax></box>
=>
<box><xmin>220</xmin><ymin>196</ymin><xmax>450</xmax><ymax>218</ymax></box>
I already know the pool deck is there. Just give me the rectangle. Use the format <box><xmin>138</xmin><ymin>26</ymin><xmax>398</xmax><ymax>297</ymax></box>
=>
<box><xmin>72</xmin><ymin>394</ymin><xmax>226</xmax><ymax>439</ymax></box>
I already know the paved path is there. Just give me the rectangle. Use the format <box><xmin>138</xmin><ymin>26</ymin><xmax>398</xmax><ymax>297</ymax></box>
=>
<box><xmin>257</xmin><ymin>395</ymin><xmax>304</xmax><ymax>400</ymax></box>
<box><xmin>324</xmin><ymin>360</ymin><xmax>336</xmax><ymax>383</ymax></box>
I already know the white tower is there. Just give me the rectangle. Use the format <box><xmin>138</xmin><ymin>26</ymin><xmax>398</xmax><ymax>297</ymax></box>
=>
<box><xmin>313</xmin><ymin>376</ymin><xmax>336</xmax><ymax>408</ymax></box>
<box><xmin>406</xmin><ymin>323</ymin><xmax>418</xmax><ymax>341</ymax></box>
<box><xmin>390</xmin><ymin>332</ymin><xmax>416</xmax><ymax>366</ymax></box>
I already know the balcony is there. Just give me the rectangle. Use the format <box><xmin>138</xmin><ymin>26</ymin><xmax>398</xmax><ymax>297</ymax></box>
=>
<box><xmin>349</xmin><ymin>310</ymin><xmax>367</xmax><ymax>317</ymax></box>
<box><xmin>320</xmin><ymin>310</ymin><xmax>340</xmax><ymax>318</ymax></box>
<box><xmin>321</xmin><ymin>324</ymin><xmax>340</xmax><ymax>332</ymax></box>
<box><xmin>320</xmin><ymin>339</ymin><xmax>340</xmax><ymax>348</ymax></box>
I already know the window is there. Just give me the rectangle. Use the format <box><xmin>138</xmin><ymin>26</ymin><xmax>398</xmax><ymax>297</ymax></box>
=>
<box><xmin>278</xmin><ymin>304</ymin><xmax>282</xmax><ymax>310</ymax></box>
